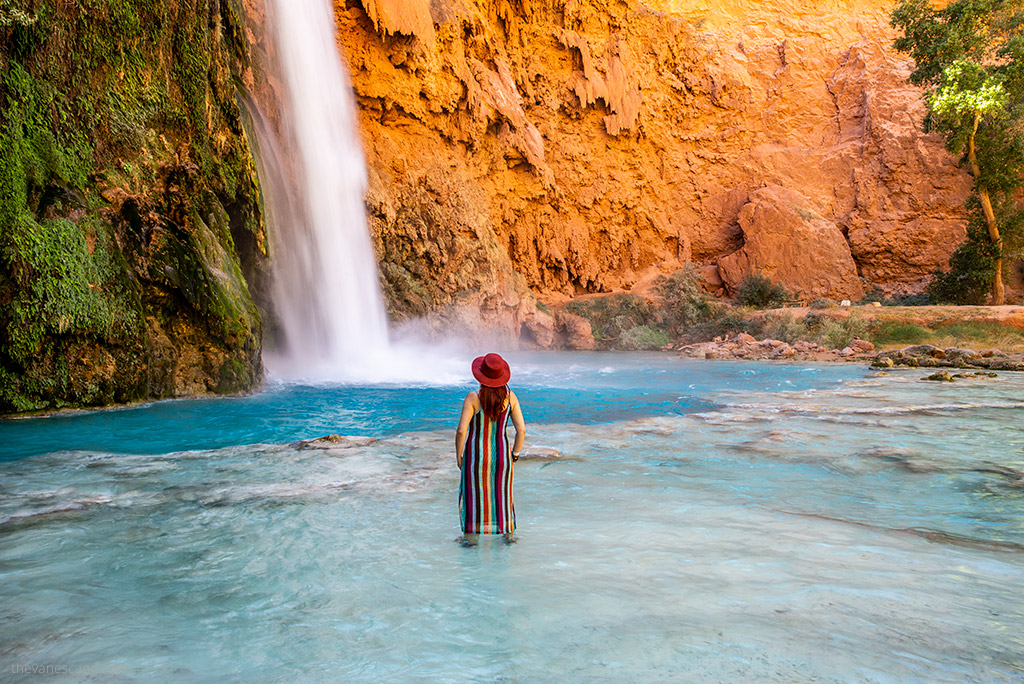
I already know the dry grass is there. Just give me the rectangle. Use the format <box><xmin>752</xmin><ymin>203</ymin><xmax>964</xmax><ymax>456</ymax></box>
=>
<box><xmin>871</xmin><ymin>320</ymin><xmax>1024</xmax><ymax>352</ymax></box>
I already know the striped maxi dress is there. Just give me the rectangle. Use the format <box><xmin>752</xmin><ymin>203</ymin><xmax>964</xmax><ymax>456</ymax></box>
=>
<box><xmin>459</xmin><ymin>400</ymin><xmax>515</xmax><ymax>534</ymax></box>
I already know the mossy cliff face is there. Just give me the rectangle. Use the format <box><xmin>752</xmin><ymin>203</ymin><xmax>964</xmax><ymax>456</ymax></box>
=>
<box><xmin>0</xmin><ymin>0</ymin><xmax>267</xmax><ymax>413</ymax></box>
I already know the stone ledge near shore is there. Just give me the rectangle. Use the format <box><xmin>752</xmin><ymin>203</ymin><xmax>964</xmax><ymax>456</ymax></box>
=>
<box><xmin>675</xmin><ymin>335</ymin><xmax>1024</xmax><ymax>371</ymax></box>
<box><xmin>675</xmin><ymin>333</ymin><xmax>877</xmax><ymax>362</ymax></box>
<box><xmin>871</xmin><ymin>345</ymin><xmax>1024</xmax><ymax>371</ymax></box>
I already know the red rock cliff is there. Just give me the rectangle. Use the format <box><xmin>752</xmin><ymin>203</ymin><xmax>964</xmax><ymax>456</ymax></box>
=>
<box><xmin>333</xmin><ymin>0</ymin><xmax>971</xmax><ymax>340</ymax></box>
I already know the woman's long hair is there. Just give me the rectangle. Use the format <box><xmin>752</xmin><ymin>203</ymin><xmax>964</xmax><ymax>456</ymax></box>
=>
<box><xmin>478</xmin><ymin>384</ymin><xmax>508</xmax><ymax>420</ymax></box>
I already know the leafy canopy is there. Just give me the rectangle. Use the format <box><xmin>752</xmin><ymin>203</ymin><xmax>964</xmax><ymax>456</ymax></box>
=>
<box><xmin>930</xmin><ymin>59</ymin><xmax>1007</xmax><ymax>126</ymax></box>
<box><xmin>892</xmin><ymin>0</ymin><xmax>1024</xmax><ymax>192</ymax></box>
<box><xmin>892</xmin><ymin>0</ymin><xmax>1024</xmax><ymax>301</ymax></box>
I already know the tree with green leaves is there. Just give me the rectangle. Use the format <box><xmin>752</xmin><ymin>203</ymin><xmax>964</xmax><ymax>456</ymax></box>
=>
<box><xmin>892</xmin><ymin>0</ymin><xmax>1024</xmax><ymax>305</ymax></box>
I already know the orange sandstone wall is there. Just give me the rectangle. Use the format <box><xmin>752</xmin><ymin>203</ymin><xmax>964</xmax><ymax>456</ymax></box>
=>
<box><xmin>333</xmin><ymin>0</ymin><xmax>971</xmax><ymax>340</ymax></box>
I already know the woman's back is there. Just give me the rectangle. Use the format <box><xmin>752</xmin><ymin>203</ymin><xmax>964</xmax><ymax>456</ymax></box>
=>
<box><xmin>455</xmin><ymin>354</ymin><xmax>526</xmax><ymax>543</ymax></box>
<box><xmin>460</xmin><ymin>393</ymin><xmax>516</xmax><ymax>535</ymax></box>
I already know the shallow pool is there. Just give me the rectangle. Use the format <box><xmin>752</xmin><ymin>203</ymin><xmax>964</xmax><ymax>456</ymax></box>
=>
<box><xmin>1</xmin><ymin>354</ymin><xmax>1022</xmax><ymax>681</ymax></box>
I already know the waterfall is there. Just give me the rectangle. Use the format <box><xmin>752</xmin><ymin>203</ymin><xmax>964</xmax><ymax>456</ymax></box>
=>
<box><xmin>260</xmin><ymin>0</ymin><xmax>390</xmax><ymax>379</ymax></box>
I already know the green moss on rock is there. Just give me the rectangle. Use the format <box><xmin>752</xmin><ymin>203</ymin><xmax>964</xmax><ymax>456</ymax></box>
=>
<box><xmin>0</xmin><ymin>0</ymin><xmax>267</xmax><ymax>414</ymax></box>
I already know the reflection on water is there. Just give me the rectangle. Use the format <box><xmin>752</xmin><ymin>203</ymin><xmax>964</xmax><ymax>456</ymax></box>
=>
<box><xmin>1</xmin><ymin>355</ymin><xmax>1023</xmax><ymax>681</ymax></box>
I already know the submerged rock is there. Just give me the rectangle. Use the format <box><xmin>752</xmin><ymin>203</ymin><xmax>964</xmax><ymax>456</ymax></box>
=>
<box><xmin>922</xmin><ymin>371</ymin><xmax>955</xmax><ymax>382</ymax></box>
<box><xmin>294</xmin><ymin>435</ymin><xmax>379</xmax><ymax>450</ymax></box>
<box><xmin>517</xmin><ymin>446</ymin><xmax>571</xmax><ymax>461</ymax></box>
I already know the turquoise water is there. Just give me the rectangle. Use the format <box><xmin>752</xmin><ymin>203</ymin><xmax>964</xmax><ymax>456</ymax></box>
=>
<box><xmin>0</xmin><ymin>354</ymin><xmax>845</xmax><ymax>461</ymax></box>
<box><xmin>1</xmin><ymin>354</ymin><xmax>1023</xmax><ymax>682</ymax></box>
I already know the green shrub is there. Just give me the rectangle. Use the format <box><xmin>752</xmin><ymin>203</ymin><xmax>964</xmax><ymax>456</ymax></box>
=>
<box><xmin>618</xmin><ymin>325</ymin><xmax>671</xmax><ymax>350</ymax></box>
<box><xmin>927</xmin><ymin>237</ymin><xmax>994</xmax><ymax>305</ymax></box>
<box><xmin>802</xmin><ymin>313</ymin><xmax>870</xmax><ymax>349</ymax></box>
<box><xmin>564</xmin><ymin>294</ymin><xmax>655</xmax><ymax>340</ymax></box>
<box><xmin>872</xmin><ymin>322</ymin><xmax>932</xmax><ymax>346</ymax></box>
<box><xmin>884</xmin><ymin>293</ymin><xmax>933</xmax><ymax>306</ymax></box>
<box><xmin>653</xmin><ymin>266</ymin><xmax>713</xmax><ymax>335</ymax></box>
<box><xmin>736</xmin><ymin>273</ymin><xmax>788</xmax><ymax>308</ymax></box>
<box><xmin>819</xmin><ymin>321</ymin><xmax>849</xmax><ymax>349</ymax></box>
<box><xmin>808</xmin><ymin>297</ymin><xmax>834</xmax><ymax>309</ymax></box>
<box><xmin>859</xmin><ymin>286</ymin><xmax>885</xmax><ymax>304</ymax></box>
<box><xmin>816</xmin><ymin>315</ymin><xmax>870</xmax><ymax>349</ymax></box>
<box><xmin>689</xmin><ymin>306</ymin><xmax>757</xmax><ymax>341</ymax></box>
<box><xmin>758</xmin><ymin>313</ymin><xmax>808</xmax><ymax>343</ymax></box>
<box><xmin>861</xmin><ymin>285</ymin><xmax>933</xmax><ymax>306</ymax></box>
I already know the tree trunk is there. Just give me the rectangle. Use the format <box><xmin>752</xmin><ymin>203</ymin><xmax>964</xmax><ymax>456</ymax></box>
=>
<box><xmin>968</xmin><ymin>113</ymin><xmax>1004</xmax><ymax>305</ymax></box>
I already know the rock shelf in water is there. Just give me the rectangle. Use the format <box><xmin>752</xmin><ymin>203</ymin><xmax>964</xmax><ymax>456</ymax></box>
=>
<box><xmin>675</xmin><ymin>335</ymin><xmax>1024</xmax><ymax>371</ymax></box>
<box><xmin>293</xmin><ymin>435</ymin><xmax>380</xmax><ymax>450</ymax></box>
<box><xmin>872</xmin><ymin>345</ymin><xmax>1024</xmax><ymax>372</ymax></box>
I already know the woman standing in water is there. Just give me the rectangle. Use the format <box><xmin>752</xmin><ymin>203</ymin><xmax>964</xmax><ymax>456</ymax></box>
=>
<box><xmin>456</xmin><ymin>353</ymin><xmax>526</xmax><ymax>544</ymax></box>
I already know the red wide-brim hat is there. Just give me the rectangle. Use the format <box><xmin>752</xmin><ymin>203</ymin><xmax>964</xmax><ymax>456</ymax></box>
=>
<box><xmin>472</xmin><ymin>353</ymin><xmax>511</xmax><ymax>387</ymax></box>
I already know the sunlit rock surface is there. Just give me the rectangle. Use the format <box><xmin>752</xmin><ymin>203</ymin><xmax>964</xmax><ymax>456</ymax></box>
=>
<box><xmin>334</xmin><ymin>0</ymin><xmax>972</xmax><ymax>337</ymax></box>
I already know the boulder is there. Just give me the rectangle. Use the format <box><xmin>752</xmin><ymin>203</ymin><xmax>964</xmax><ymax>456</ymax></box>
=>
<box><xmin>554</xmin><ymin>310</ymin><xmax>596</xmax><ymax>350</ymax></box>
<box><xmin>771</xmin><ymin>343</ymin><xmax>796</xmax><ymax>358</ymax></box>
<box><xmin>850</xmin><ymin>338</ymin><xmax>875</xmax><ymax>353</ymax></box>
<box><xmin>974</xmin><ymin>357</ymin><xmax>1024</xmax><ymax>371</ymax></box>
<box><xmin>701</xmin><ymin>265</ymin><xmax>724</xmax><ymax>290</ymax></box>
<box><xmin>521</xmin><ymin>308</ymin><xmax>556</xmax><ymax>348</ymax></box>
<box><xmin>944</xmin><ymin>347</ymin><xmax>980</xmax><ymax>366</ymax></box>
<box><xmin>903</xmin><ymin>344</ymin><xmax>940</xmax><ymax>357</ymax></box>
<box><xmin>717</xmin><ymin>187</ymin><xmax>864</xmax><ymax>301</ymax></box>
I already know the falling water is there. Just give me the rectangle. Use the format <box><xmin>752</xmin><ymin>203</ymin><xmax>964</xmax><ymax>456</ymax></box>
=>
<box><xmin>260</xmin><ymin>0</ymin><xmax>390</xmax><ymax>379</ymax></box>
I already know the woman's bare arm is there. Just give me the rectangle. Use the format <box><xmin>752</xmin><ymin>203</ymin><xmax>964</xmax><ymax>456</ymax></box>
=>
<box><xmin>509</xmin><ymin>391</ymin><xmax>526</xmax><ymax>459</ymax></box>
<box><xmin>455</xmin><ymin>392</ymin><xmax>477</xmax><ymax>468</ymax></box>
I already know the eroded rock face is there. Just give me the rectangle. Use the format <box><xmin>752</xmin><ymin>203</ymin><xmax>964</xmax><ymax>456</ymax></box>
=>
<box><xmin>332</xmin><ymin>0</ymin><xmax>972</xmax><ymax>333</ymax></box>
<box><xmin>718</xmin><ymin>187</ymin><xmax>864</xmax><ymax>300</ymax></box>
<box><xmin>554</xmin><ymin>310</ymin><xmax>597</xmax><ymax>351</ymax></box>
